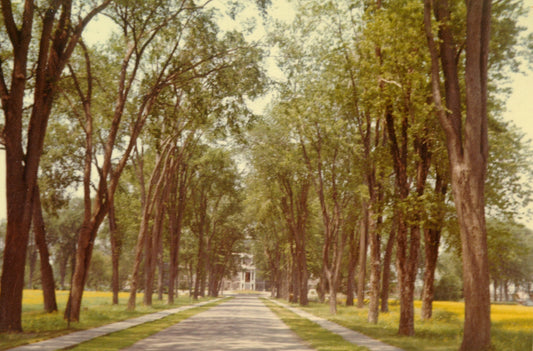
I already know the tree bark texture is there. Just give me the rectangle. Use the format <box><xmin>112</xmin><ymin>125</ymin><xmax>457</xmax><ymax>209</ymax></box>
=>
<box><xmin>32</xmin><ymin>187</ymin><xmax>58</xmax><ymax>313</ymax></box>
<box><xmin>356</xmin><ymin>213</ymin><xmax>368</xmax><ymax>309</ymax></box>
<box><xmin>108</xmin><ymin>200</ymin><xmax>121</xmax><ymax>305</ymax></box>
<box><xmin>367</xmin><ymin>206</ymin><xmax>380</xmax><ymax>324</ymax></box>
<box><xmin>144</xmin><ymin>194</ymin><xmax>167</xmax><ymax>306</ymax></box>
<box><xmin>424</xmin><ymin>1</ymin><xmax>492</xmax><ymax>349</ymax></box>
<box><xmin>167</xmin><ymin>164</ymin><xmax>187</xmax><ymax>304</ymax></box>
<box><xmin>128</xmin><ymin>145</ymin><xmax>174</xmax><ymax>310</ymax></box>
<box><xmin>65</xmin><ymin>209</ymin><xmax>107</xmax><ymax>322</ymax></box>
<box><xmin>280</xmin><ymin>177</ymin><xmax>310</xmax><ymax>306</ymax></box>
<box><xmin>421</xmin><ymin>175</ymin><xmax>447</xmax><ymax>320</ymax></box>
<box><xmin>345</xmin><ymin>228</ymin><xmax>359</xmax><ymax>306</ymax></box>
<box><xmin>380</xmin><ymin>218</ymin><xmax>396</xmax><ymax>313</ymax></box>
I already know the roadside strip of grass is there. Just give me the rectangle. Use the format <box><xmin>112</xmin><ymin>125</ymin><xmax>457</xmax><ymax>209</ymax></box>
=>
<box><xmin>262</xmin><ymin>298</ymin><xmax>367</xmax><ymax>351</ymax></box>
<box><xmin>284</xmin><ymin>300</ymin><xmax>533</xmax><ymax>351</ymax></box>
<box><xmin>0</xmin><ymin>293</ymin><xmax>224</xmax><ymax>351</ymax></box>
<box><xmin>66</xmin><ymin>297</ymin><xmax>229</xmax><ymax>351</ymax></box>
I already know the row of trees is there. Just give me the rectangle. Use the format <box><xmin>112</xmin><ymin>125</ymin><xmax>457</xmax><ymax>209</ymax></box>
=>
<box><xmin>0</xmin><ymin>0</ymin><xmax>267</xmax><ymax>332</ymax></box>
<box><xmin>245</xmin><ymin>1</ymin><xmax>532</xmax><ymax>350</ymax></box>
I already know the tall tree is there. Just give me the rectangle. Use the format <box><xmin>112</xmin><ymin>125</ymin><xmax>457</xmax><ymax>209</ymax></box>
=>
<box><xmin>0</xmin><ymin>0</ymin><xmax>110</xmax><ymax>331</ymax></box>
<box><xmin>424</xmin><ymin>1</ymin><xmax>492</xmax><ymax>349</ymax></box>
<box><xmin>65</xmin><ymin>0</ymin><xmax>235</xmax><ymax>321</ymax></box>
<box><xmin>248</xmin><ymin>119</ymin><xmax>312</xmax><ymax>305</ymax></box>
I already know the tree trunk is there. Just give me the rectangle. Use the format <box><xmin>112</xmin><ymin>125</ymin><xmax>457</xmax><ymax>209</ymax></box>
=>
<box><xmin>421</xmin><ymin>228</ymin><xmax>440</xmax><ymax>319</ymax></box>
<box><xmin>127</xmin><ymin>204</ymin><xmax>150</xmax><ymax>310</ymax></box>
<box><xmin>144</xmin><ymin>197</ymin><xmax>166</xmax><ymax>306</ymax></box>
<box><xmin>453</xmin><ymin>176</ymin><xmax>491</xmax><ymax>350</ymax></box>
<box><xmin>395</xmin><ymin>220</ymin><xmax>418</xmax><ymax>336</ymax></box>
<box><xmin>380</xmin><ymin>220</ymin><xmax>396</xmax><ymax>313</ymax></box>
<box><xmin>65</xmin><ymin>210</ymin><xmax>107</xmax><ymax>322</ymax></box>
<box><xmin>168</xmin><ymin>167</ymin><xmax>186</xmax><ymax>305</ymax></box>
<box><xmin>297</xmin><ymin>247</ymin><xmax>309</xmax><ymax>306</ymax></box>
<box><xmin>108</xmin><ymin>200</ymin><xmax>121</xmax><ymax>305</ymax></box>
<box><xmin>367</xmin><ymin>207</ymin><xmax>380</xmax><ymax>324</ymax></box>
<box><xmin>327</xmin><ymin>273</ymin><xmax>337</xmax><ymax>314</ymax></box>
<box><xmin>194</xmin><ymin>232</ymin><xmax>205</xmax><ymax>300</ymax></box>
<box><xmin>356</xmin><ymin>213</ymin><xmax>368</xmax><ymax>308</ymax></box>
<box><xmin>32</xmin><ymin>187</ymin><xmax>58</xmax><ymax>312</ymax></box>
<box><xmin>0</xmin><ymin>4</ymin><xmax>35</xmax><ymax>330</ymax></box>
<box><xmin>421</xmin><ymin>174</ymin><xmax>446</xmax><ymax>320</ymax></box>
<box><xmin>289</xmin><ymin>251</ymin><xmax>298</xmax><ymax>303</ymax></box>
<box><xmin>424</xmin><ymin>1</ymin><xmax>492</xmax><ymax>348</ymax></box>
<box><xmin>143</xmin><ymin>218</ymin><xmax>154</xmax><ymax>306</ymax></box>
<box><xmin>157</xmin><ymin>252</ymin><xmax>164</xmax><ymax>301</ymax></box>
<box><xmin>346</xmin><ymin>228</ymin><xmax>358</xmax><ymax>306</ymax></box>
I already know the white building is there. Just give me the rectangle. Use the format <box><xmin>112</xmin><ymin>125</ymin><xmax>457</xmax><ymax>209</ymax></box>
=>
<box><xmin>223</xmin><ymin>253</ymin><xmax>256</xmax><ymax>291</ymax></box>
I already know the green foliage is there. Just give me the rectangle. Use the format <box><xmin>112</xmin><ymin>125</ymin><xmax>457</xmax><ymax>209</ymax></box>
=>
<box><xmin>434</xmin><ymin>275</ymin><xmax>463</xmax><ymax>302</ymax></box>
<box><xmin>486</xmin><ymin>119</ymin><xmax>533</xmax><ymax>219</ymax></box>
<box><xmin>487</xmin><ymin>219</ymin><xmax>533</xmax><ymax>287</ymax></box>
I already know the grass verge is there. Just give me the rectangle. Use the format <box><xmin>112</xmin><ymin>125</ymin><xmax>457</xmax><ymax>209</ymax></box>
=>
<box><xmin>0</xmin><ymin>290</ymin><xmax>219</xmax><ymax>351</ymax></box>
<box><xmin>66</xmin><ymin>298</ymin><xmax>228</xmax><ymax>350</ymax></box>
<box><xmin>289</xmin><ymin>300</ymin><xmax>533</xmax><ymax>351</ymax></box>
<box><xmin>262</xmin><ymin>298</ymin><xmax>367</xmax><ymax>351</ymax></box>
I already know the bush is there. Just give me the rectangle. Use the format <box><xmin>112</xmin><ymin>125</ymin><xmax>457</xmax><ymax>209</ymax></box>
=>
<box><xmin>434</xmin><ymin>275</ymin><xmax>463</xmax><ymax>301</ymax></box>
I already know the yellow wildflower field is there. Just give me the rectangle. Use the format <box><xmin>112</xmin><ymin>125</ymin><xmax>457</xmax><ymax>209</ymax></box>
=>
<box><xmin>22</xmin><ymin>289</ymin><xmax>140</xmax><ymax>311</ymax></box>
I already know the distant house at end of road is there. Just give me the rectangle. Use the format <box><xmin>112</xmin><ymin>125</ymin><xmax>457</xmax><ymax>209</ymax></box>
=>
<box><xmin>223</xmin><ymin>253</ymin><xmax>269</xmax><ymax>292</ymax></box>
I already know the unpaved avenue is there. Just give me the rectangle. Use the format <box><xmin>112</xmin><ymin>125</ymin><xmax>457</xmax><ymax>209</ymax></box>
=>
<box><xmin>122</xmin><ymin>295</ymin><xmax>313</xmax><ymax>350</ymax></box>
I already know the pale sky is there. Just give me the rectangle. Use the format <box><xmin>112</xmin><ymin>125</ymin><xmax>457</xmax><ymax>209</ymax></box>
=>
<box><xmin>0</xmin><ymin>2</ymin><xmax>532</xmax><ymax>227</ymax></box>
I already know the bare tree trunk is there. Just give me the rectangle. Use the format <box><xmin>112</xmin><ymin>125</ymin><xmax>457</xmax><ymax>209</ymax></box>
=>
<box><xmin>454</xmin><ymin>176</ymin><xmax>491</xmax><ymax>349</ymax></box>
<box><xmin>289</xmin><ymin>250</ymin><xmax>297</xmax><ymax>303</ymax></box>
<box><xmin>346</xmin><ymin>228</ymin><xmax>358</xmax><ymax>306</ymax></box>
<box><xmin>297</xmin><ymin>247</ymin><xmax>309</xmax><ymax>305</ymax></box>
<box><xmin>157</xmin><ymin>251</ymin><xmax>164</xmax><ymax>301</ymax></box>
<box><xmin>421</xmin><ymin>173</ymin><xmax>447</xmax><ymax>319</ymax></box>
<box><xmin>356</xmin><ymin>213</ymin><xmax>368</xmax><ymax>308</ymax></box>
<box><xmin>32</xmin><ymin>187</ymin><xmax>58</xmax><ymax>312</ymax></box>
<box><xmin>194</xmin><ymin>231</ymin><xmax>205</xmax><ymax>300</ymax></box>
<box><xmin>144</xmin><ymin>195</ymin><xmax>167</xmax><ymax>306</ymax></box>
<box><xmin>168</xmin><ymin>165</ymin><xmax>186</xmax><ymax>304</ymax></box>
<box><xmin>395</xmin><ymin>220</ymin><xmax>418</xmax><ymax>336</ymax></box>
<box><xmin>421</xmin><ymin>227</ymin><xmax>439</xmax><ymax>320</ymax></box>
<box><xmin>367</xmin><ymin>207</ymin><xmax>380</xmax><ymax>324</ymax></box>
<box><xmin>108</xmin><ymin>200</ymin><xmax>121</xmax><ymax>305</ymax></box>
<box><xmin>65</xmin><ymin>211</ymin><xmax>107</xmax><ymax>322</ymax></box>
<box><xmin>380</xmin><ymin>221</ymin><xmax>396</xmax><ymax>313</ymax></box>
<box><xmin>128</xmin><ymin>206</ymin><xmax>150</xmax><ymax>310</ymax></box>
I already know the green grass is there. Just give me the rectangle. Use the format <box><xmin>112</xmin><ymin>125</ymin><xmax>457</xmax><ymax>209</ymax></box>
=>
<box><xmin>262</xmin><ymin>298</ymin><xmax>367</xmax><ymax>351</ymax></box>
<box><xmin>0</xmin><ymin>290</ymin><xmax>217</xmax><ymax>351</ymax></box>
<box><xmin>282</xmin><ymin>299</ymin><xmax>533</xmax><ymax>351</ymax></box>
